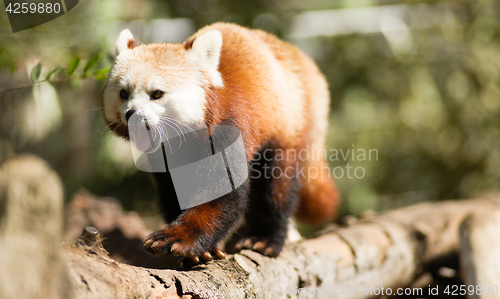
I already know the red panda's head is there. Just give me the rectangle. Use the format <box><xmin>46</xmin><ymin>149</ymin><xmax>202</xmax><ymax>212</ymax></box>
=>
<box><xmin>101</xmin><ymin>29</ymin><xmax>223</xmax><ymax>141</ymax></box>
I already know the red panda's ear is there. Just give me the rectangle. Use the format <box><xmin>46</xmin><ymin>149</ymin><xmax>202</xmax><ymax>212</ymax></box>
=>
<box><xmin>186</xmin><ymin>30</ymin><xmax>223</xmax><ymax>87</ymax></box>
<box><xmin>116</xmin><ymin>29</ymin><xmax>139</xmax><ymax>55</ymax></box>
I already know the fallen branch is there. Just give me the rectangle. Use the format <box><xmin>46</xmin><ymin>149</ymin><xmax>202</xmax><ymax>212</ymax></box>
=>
<box><xmin>2</xmin><ymin>155</ymin><xmax>500</xmax><ymax>299</ymax></box>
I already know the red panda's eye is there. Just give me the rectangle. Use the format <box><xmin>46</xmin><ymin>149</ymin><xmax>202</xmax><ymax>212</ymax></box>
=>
<box><xmin>119</xmin><ymin>89</ymin><xmax>128</xmax><ymax>100</ymax></box>
<box><xmin>151</xmin><ymin>90</ymin><xmax>164</xmax><ymax>100</ymax></box>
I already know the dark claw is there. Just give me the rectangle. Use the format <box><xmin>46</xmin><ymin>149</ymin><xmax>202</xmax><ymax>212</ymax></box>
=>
<box><xmin>201</xmin><ymin>251</ymin><xmax>213</xmax><ymax>262</ymax></box>
<box><xmin>214</xmin><ymin>248</ymin><xmax>227</xmax><ymax>259</ymax></box>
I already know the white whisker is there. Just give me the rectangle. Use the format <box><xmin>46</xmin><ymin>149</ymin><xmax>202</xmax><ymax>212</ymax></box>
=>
<box><xmin>159</xmin><ymin>115</ymin><xmax>202</xmax><ymax>143</ymax></box>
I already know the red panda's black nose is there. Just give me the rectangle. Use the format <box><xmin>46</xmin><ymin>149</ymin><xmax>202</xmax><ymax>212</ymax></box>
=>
<box><xmin>126</xmin><ymin>110</ymin><xmax>139</xmax><ymax>122</ymax></box>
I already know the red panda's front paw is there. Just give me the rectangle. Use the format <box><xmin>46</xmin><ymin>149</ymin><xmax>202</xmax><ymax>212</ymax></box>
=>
<box><xmin>143</xmin><ymin>227</ymin><xmax>194</xmax><ymax>257</ymax></box>
<box><xmin>143</xmin><ymin>226</ymin><xmax>227</xmax><ymax>269</ymax></box>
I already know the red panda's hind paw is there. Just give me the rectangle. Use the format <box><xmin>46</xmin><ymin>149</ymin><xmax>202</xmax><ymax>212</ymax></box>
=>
<box><xmin>233</xmin><ymin>236</ymin><xmax>284</xmax><ymax>257</ymax></box>
<box><xmin>176</xmin><ymin>249</ymin><xmax>227</xmax><ymax>270</ymax></box>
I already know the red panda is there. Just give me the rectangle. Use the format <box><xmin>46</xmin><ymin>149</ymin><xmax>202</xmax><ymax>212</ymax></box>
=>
<box><xmin>101</xmin><ymin>22</ymin><xmax>339</xmax><ymax>267</ymax></box>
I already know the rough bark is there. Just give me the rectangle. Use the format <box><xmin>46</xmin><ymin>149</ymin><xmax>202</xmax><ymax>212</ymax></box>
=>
<box><xmin>2</xmin><ymin>155</ymin><xmax>500</xmax><ymax>299</ymax></box>
<box><xmin>62</xmin><ymin>197</ymin><xmax>500</xmax><ymax>299</ymax></box>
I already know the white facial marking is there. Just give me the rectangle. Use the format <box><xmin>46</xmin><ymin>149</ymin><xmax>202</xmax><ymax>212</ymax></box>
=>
<box><xmin>103</xmin><ymin>29</ymin><xmax>225</xmax><ymax>136</ymax></box>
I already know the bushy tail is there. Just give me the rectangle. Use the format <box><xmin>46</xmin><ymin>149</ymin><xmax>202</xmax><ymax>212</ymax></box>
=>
<box><xmin>295</xmin><ymin>160</ymin><xmax>340</xmax><ymax>225</ymax></box>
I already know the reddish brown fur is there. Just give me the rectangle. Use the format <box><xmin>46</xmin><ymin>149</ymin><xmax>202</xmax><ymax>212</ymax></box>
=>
<box><xmin>157</xmin><ymin>201</ymin><xmax>222</xmax><ymax>250</ymax></box>
<box><xmin>191</xmin><ymin>23</ymin><xmax>339</xmax><ymax>224</ymax></box>
<box><xmin>103</xmin><ymin>23</ymin><xmax>340</xmax><ymax>263</ymax></box>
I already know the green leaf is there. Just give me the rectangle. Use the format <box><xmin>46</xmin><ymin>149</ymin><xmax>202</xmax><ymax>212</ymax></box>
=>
<box><xmin>92</xmin><ymin>68</ymin><xmax>110</xmax><ymax>81</ymax></box>
<box><xmin>83</xmin><ymin>54</ymin><xmax>101</xmax><ymax>73</ymax></box>
<box><xmin>30</xmin><ymin>63</ymin><xmax>41</xmax><ymax>83</ymax></box>
<box><xmin>46</xmin><ymin>66</ymin><xmax>64</xmax><ymax>80</ymax></box>
<box><xmin>68</xmin><ymin>58</ymin><xmax>80</xmax><ymax>76</ymax></box>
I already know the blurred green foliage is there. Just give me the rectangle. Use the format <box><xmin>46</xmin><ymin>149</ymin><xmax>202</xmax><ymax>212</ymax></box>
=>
<box><xmin>0</xmin><ymin>0</ymin><xmax>499</xmax><ymax>218</ymax></box>
<box><xmin>322</xmin><ymin>1</ymin><xmax>500</xmax><ymax>215</ymax></box>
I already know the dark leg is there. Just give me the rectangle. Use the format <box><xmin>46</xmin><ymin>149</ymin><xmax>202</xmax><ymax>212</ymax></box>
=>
<box><xmin>144</xmin><ymin>176</ymin><xmax>249</xmax><ymax>266</ymax></box>
<box><xmin>152</xmin><ymin>171</ymin><xmax>182</xmax><ymax>224</ymax></box>
<box><xmin>235</xmin><ymin>147</ymin><xmax>301</xmax><ymax>256</ymax></box>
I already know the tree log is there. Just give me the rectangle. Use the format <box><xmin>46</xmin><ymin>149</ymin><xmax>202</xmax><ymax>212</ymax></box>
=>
<box><xmin>459</xmin><ymin>208</ymin><xmax>500</xmax><ymax>299</ymax></box>
<box><xmin>2</xmin><ymin>155</ymin><xmax>500</xmax><ymax>299</ymax></box>
<box><xmin>0</xmin><ymin>155</ymin><xmax>71</xmax><ymax>299</ymax></box>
